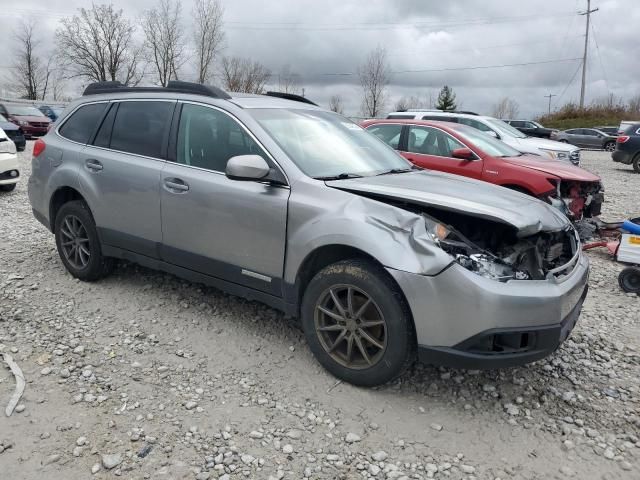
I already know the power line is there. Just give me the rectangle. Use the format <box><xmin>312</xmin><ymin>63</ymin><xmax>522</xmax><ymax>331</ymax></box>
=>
<box><xmin>590</xmin><ymin>19</ymin><xmax>609</xmax><ymax>94</ymax></box>
<box><xmin>557</xmin><ymin>60</ymin><xmax>584</xmax><ymax>105</ymax></box>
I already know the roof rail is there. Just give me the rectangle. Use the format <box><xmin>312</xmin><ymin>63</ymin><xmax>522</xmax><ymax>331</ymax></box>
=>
<box><xmin>265</xmin><ymin>91</ymin><xmax>318</xmax><ymax>106</ymax></box>
<box><xmin>452</xmin><ymin>110</ymin><xmax>479</xmax><ymax>116</ymax></box>
<box><xmin>82</xmin><ymin>80</ymin><xmax>231</xmax><ymax>99</ymax></box>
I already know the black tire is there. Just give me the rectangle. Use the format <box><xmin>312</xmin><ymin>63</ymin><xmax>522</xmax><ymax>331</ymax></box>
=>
<box><xmin>54</xmin><ymin>200</ymin><xmax>114</xmax><ymax>281</ymax></box>
<box><xmin>633</xmin><ymin>154</ymin><xmax>640</xmax><ymax>173</ymax></box>
<box><xmin>300</xmin><ymin>259</ymin><xmax>415</xmax><ymax>387</ymax></box>
<box><xmin>0</xmin><ymin>183</ymin><xmax>16</xmax><ymax>192</ymax></box>
<box><xmin>559</xmin><ymin>139</ymin><xmax>569</xmax><ymax>143</ymax></box>
<box><xmin>604</xmin><ymin>141</ymin><xmax>616</xmax><ymax>152</ymax></box>
<box><xmin>619</xmin><ymin>267</ymin><xmax>640</xmax><ymax>293</ymax></box>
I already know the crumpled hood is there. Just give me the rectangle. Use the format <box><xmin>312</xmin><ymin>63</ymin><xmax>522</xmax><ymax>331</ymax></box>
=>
<box><xmin>326</xmin><ymin>171</ymin><xmax>570</xmax><ymax>236</ymax></box>
<box><xmin>502</xmin><ymin>155</ymin><xmax>601</xmax><ymax>181</ymax></box>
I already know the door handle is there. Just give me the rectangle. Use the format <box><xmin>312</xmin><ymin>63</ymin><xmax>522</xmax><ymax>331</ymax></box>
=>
<box><xmin>164</xmin><ymin>178</ymin><xmax>189</xmax><ymax>192</ymax></box>
<box><xmin>85</xmin><ymin>159</ymin><xmax>103</xmax><ymax>172</ymax></box>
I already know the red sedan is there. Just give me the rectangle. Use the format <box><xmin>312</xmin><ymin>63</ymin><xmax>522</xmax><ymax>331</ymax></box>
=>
<box><xmin>362</xmin><ymin>119</ymin><xmax>604</xmax><ymax>220</ymax></box>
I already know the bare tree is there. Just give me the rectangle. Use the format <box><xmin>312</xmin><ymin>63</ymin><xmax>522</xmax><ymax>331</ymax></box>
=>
<box><xmin>329</xmin><ymin>94</ymin><xmax>344</xmax><ymax>114</ymax></box>
<box><xmin>628</xmin><ymin>94</ymin><xmax>640</xmax><ymax>116</ymax></box>
<box><xmin>56</xmin><ymin>4</ymin><xmax>142</xmax><ymax>85</ymax></box>
<box><xmin>277</xmin><ymin>65</ymin><xmax>301</xmax><ymax>94</ymax></box>
<box><xmin>358</xmin><ymin>46</ymin><xmax>390</xmax><ymax>118</ymax></box>
<box><xmin>492</xmin><ymin>97</ymin><xmax>520</xmax><ymax>119</ymax></box>
<box><xmin>193</xmin><ymin>0</ymin><xmax>225</xmax><ymax>84</ymax></box>
<box><xmin>394</xmin><ymin>93</ymin><xmax>430</xmax><ymax>112</ymax></box>
<box><xmin>221</xmin><ymin>56</ymin><xmax>271</xmax><ymax>94</ymax></box>
<box><xmin>10</xmin><ymin>20</ymin><xmax>50</xmax><ymax>100</ymax></box>
<box><xmin>143</xmin><ymin>0</ymin><xmax>187</xmax><ymax>87</ymax></box>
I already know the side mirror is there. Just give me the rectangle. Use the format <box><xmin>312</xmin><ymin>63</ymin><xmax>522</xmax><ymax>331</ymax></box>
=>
<box><xmin>226</xmin><ymin>155</ymin><xmax>270</xmax><ymax>181</ymax></box>
<box><xmin>486</xmin><ymin>130</ymin><xmax>499</xmax><ymax>139</ymax></box>
<box><xmin>451</xmin><ymin>148</ymin><xmax>476</xmax><ymax>160</ymax></box>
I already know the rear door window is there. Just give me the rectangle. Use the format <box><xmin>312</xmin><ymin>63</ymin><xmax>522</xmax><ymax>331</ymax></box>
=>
<box><xmin>59</xmin><ymin>103</ymin><xmax>107</xmax><ymax>144</ymax></box>
<box><xmin>408</xmin><ymin>126</ymin><xmax>464</xmax><ymax>157</ymax></box>
<box><xmin>366</xmin><ymin>124</ymin><xmax>403</xmax><ymax>149</ymax></box>
<box><xmin>109</xmin><ymin>101</ymin><xmax>174</xmax><ymax>158</ymax></box>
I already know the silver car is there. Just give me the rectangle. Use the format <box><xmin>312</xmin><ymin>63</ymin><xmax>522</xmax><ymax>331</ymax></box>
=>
<box><xmin>28</xmin><ymin>81</ymin><xmax>589</xmax><ymax>386</ymax></box>
<box><xmin>553</xmin><ymin>128</ymin><xmax>617</xmax><ymax>152</ymax></box>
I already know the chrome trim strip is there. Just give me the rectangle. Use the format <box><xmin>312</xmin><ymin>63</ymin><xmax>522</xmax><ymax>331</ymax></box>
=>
<box><xmin>241</xmin><ymin>269</ymin><xmax>272</xmax><ymax>283</ymax></box>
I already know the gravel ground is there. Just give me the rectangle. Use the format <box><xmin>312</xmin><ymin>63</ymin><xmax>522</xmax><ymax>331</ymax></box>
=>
<box><xmin>0</xmin><ymin>145</ymin><xmax>638</xmax><ymax>480</ymax></box>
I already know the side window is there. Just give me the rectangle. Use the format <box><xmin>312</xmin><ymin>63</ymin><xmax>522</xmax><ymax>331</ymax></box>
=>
<box><xmin>566</xmin><ymin>129</ymin><xmax>578</xmax><ymax>134</ymax></box>
<box><xmin>582</xmin><ymin>129</ymin><xmax>596</xmax><ymax>136</ymax></box>
<box><xmin>366</xmin><ymin>124</ymin><xmax>403</xmax><ymax>149</ymax></box>
<box><xmin>58</xmin><ymin>103</ymin><xmax>107</xmax><ymax>144</ymax></box>
<box><xmin>92</xmin><ymin>104</ymin><xmax>117</xmax><ymax>148</ymax></box>
<box><xmin>524</xmin><ymin>122</ymin><xmax>537</xmax><ymax>129</ymax></box>
<box><xmin>458</xmin><ymin>117</ymin><xmax>492</xmax><ymax>132</ymax></box>
<box><xmin>510</xmin><ymin>121</ymin><xmax>524</xmax><ymax>128</ymax></box>
<box><xmin>408</xmin><ymin>126</ymin><xmax>464</xmax><ymax>157</ymax></box>
<box><xmin>176</xmin><ymin>103</ymin><xmax>266</xmax><ymax>172</ymax></box>
<box><xmin>110</xmin><ymin>101</ymin><xmax>174</xmax><ymax>158</ymax></box>
<box><xmin>422</xmin><ymin>115</ymin><xmax>457</xmax><ymax>123</ymax></box>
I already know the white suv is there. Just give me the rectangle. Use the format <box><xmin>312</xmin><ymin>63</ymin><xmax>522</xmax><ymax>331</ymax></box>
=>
<box><xmin>387</xmin><ymin>110</ymin><xmax>581</xmax><ymax>165</ymax></box>
<box><xmin>0</xmin><ymin>127</ymin><xmax>19</xmax><ymax>192</ymax></box>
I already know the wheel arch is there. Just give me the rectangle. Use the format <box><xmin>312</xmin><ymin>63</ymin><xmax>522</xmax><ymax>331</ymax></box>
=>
<box><xmin>49</xmin><ymin>186</ymin><xmax>87</xmax><ymax>232</ymax></box>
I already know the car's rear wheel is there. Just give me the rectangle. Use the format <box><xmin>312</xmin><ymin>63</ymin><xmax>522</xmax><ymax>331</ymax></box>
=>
<box><xmin>0</xmin><ymin>184</ymin><xmax>16</xmax><ymax>192</ymax></box>
<box><xmin>604</xmin><ymin>141</ymin><xmax>616</xmax><ymax>152</ymax></box>
<box><xmin>301</xmin><ymin>259</ymin><xmax>415</xmax><ymax>387</ymax></box>
<box><xmin>54</xmin><ymin>200</ymin><xmax>114</xmax><ymax>281</ymax></box>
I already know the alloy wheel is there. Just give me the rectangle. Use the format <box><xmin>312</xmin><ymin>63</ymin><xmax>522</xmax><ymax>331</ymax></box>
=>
<box><xmin>314</xmin><ymin>284</ymin><xmax>387</xmax><ymax>369</ymax></box>
<box><xmin>605</xmin><ymin>143</ymin><xmax>616</xmax><ymax>152</ymax></box>
<box><xmin>59</xmin><ymin>215</ymin><xmax>91</xmax><ymax>270</ymax></box>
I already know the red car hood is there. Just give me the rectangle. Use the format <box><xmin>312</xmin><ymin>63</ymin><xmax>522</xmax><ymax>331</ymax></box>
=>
<box><xmin>502</xmin><ymin>155</ymin><xmax>600</xmax><ymax>182</ymax></box>
<box><xmin>11</xmin><ymin>115</ymin><xmax>50</xmax><ymax>123</ymax></box>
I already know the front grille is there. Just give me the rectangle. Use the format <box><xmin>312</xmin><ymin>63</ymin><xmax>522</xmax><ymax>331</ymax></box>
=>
<box><xmin>29</xmin><ymin>122</ymin><xmax>49</xmax><ymax>128</ymax></box>
<box><xmin>570</xmin><ymin>150</ymin><xmax>580</xmax><ymax>165</ymax></box>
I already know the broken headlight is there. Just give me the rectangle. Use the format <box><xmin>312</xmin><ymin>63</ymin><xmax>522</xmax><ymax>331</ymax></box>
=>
<box><xmin>423</xmin><ymin>215</ymin><xmax>530</xmax><ymax>282</ymax></box>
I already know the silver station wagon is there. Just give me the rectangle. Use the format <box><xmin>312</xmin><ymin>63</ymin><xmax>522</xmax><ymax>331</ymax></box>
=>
<box><xmin>28</xmin><ymin>81</ymin><xmax>589</xmax><ymax>386</ymax></box>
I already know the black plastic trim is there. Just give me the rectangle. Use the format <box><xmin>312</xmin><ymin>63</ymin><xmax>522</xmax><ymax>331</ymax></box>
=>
<box><xmin>265</xmin><ymin>92</ymin><xmax>318</xmax><ymax>106</ymax></box>
<box><xmin>83</xmin><ymin>80</ymin><xmax>231</xmax><ymax>99</ymax></box>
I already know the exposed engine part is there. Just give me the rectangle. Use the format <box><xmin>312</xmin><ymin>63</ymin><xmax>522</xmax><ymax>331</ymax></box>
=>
<box><xmin>549</xmin><ymin>180</ymin><xmax>604</xmax><ymax>220</ymax></box>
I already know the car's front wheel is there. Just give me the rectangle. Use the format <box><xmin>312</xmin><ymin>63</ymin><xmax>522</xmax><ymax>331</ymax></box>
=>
<box><xmin>54</xmin><ymin>200</ymin><xmax>114</xmax><ymax>281</ymax></box>
<box><xmin>301</xmin><ymin>259</ymin><xmax>415</xmax><ymax>387</ymax></box>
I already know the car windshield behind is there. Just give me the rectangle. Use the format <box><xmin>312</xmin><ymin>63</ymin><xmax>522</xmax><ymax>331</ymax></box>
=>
<box><xmin>452</xmin><ymin>124</ymin><xmax>523</xmax><ymax>158</ymax></box>
<box><xmin>485</xmin><ymin>118</ymin><xmax>527</xmax><ymax>139</ymax></box>
<box><xmin>7</xmin><ymin>105</ymin><xmax>46</xmax><ymax>117</ymax></box>
<box><xmin>249</xmin><ymin>109</ymin><xmax>411</xmax><ymax>178</ymax></box>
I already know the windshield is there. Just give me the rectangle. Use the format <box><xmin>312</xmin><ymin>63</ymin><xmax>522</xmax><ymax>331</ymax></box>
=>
<box><xmin>485</xmin><ymin>118</ymin><xmax>527</xmax><ymax>139</ymax></box>
<box><xmin>7</xmin><ymin>105</ymin><xmax>46</xmax><ymax>117</ymax></box>
<box><xmin>532</xmin><ymin>121</ymin><xmax>545</xmax><ymax>128</ymax></box>
<box><xmin>249</xmin><ymin>109</ymin><xmax>411</xmax><ymax>178</ymax></box>
<box><xmin>452</xmin><ymin>124</ymin><xmax>523</xmax><ymax>157</ymax></box>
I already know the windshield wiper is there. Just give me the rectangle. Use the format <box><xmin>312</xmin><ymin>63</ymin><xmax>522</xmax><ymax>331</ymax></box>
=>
<box><xmin>375</xmin><ymin>166</ymin><xmax>420</xmax><ymax>176</ymax></box>
<box><xmin>314</xmin><ymin>173</ymin><xmax>364</xmax><ymax>180</ymax></box>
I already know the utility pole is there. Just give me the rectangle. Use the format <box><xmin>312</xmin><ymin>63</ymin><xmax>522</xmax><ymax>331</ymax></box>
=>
<box><xmin>544</xmin><ymin>94</ymin><xmax>557</xmax><ymax>114</ymax></box>
<box><xmin>579</xmin><ymin>0</ymin><xmax>599</xmax><ymax>108</ymax></box>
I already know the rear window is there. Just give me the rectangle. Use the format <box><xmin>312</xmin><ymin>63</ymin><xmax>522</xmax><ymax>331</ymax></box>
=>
<box><xmin>109</xmin><ymin>101</ymin><xmax>174</xmax><ymax>158</ymax></box>
<box><xmin>59</xmin><ymin>103</ymin><xmax>107</xmax><ymax>144</ymax></box>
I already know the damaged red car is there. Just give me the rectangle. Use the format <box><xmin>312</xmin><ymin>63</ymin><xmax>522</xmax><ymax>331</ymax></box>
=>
<box><xmin>363</xmin><ymin>119</ymin><xmax>604</xmax><ymax>221</ymax></box>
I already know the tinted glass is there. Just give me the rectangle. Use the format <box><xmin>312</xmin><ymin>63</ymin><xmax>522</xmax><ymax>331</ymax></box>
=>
<box><xmin>251</xmin><ymin>109</ymin><xmax>410</xmax><ymax>178</ymax></box>
<box><xmin>387</xmin><ymin>114</ymin><xmax>415</xmax><ymax>119</ymax></box>
<box><xmin>458</xmin><ymin>117</ymin><xmax>492</xmax><ymax>132</ymax></box>
<box><xmin>110</xmin><ymin>101</ymin><xmax>173</xmax><ymax>158</ymax></box>
<box><xmin>176</xmin><ymin>103</ymin><xmax>265</xmax><ymax>172</ymax></box>
<box><xmin>582</xmin><ymin>129</ymin><xmax>596</xmax><ymax>136</ymax></box>
<box><xmin>565</xmin><ymin>129</ymin><xmax>578</xmax><ymax>134</ymax></box>
<box><xmin>59</xmin><ymin>103</ymin><xmax>107</xmax><ymax>144</ymax></box>
<box><xmin>92</xmin><ymin>104</ymin><xmax>117</xmax><ymax>148</ymax></box>
<box><xmin>510</xmin><ymin>121</ymin><xmax>524</xmax><ymax>128</ymax></box>
<box><xmin>408</xmin><ymin>126</ymin><xmax>464</xmax><ymax>157</ymax></box>
<box><xmin>366</xmin><ymin>124</ymin><xmax>403</xmax><ymax>149</ymax></box>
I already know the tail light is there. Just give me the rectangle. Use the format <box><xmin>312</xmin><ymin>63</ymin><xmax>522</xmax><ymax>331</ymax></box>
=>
<box><xmin>617</xmin><ymin>136</ymin><xmax>630</xmax><ymax>143</ymax></box>
<box><xmin>33</xmin><ymin>138</ymin><xmax>46</xmax><ymax>157</ymax></box>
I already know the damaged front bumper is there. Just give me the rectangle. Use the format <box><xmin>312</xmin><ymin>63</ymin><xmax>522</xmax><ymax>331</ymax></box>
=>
<box><xmin>388</xmin><ymin>252</ymin><xmax>589</xmax><ymax>369</ymax></box>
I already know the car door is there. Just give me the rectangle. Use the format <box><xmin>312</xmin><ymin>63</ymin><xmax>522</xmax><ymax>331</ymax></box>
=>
<box><xmin>563</xmin><ymin>129</ymin><xmax>582</xmax><ymax>146</ymax></box>
<box><xmin>160</xmin><ymin>102</ymin><xmax>289</xmax><ymax>296</ymax></box>
<box><xmin>78</xmin><ymin>100</ymin><xmax>175</xmax><ymax>258</ymax></box>
<box><xmin>403</xmin><ymin>125</ymin><xmax>483</xmax><ymax>179</ymax></box>
<box><xmin>581</xmin><ymin>129</ymin><xmax>602</xmax><ymax>148</ymax></box>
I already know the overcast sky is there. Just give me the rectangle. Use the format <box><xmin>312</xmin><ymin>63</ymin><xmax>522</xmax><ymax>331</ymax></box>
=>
<box><xmin>0</xmin><ymin>0</ymin><xmax>638</xmax><ymax>118</ymax></box>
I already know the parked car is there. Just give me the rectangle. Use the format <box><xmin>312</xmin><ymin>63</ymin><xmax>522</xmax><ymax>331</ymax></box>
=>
<box><xmin>363</xmin><ymin>119</ymin><xmax>603</xmax><ymax>221</ymax></box>
<box><xmin>553</xmin><ymin>128</ymin><xmax>617</xmax><ymax>152</ymax></box>
<box><xmin>594</xmin><ymin>126</ymin><xmax>619</xmax><ymax>136</ymax></box>
<box><xmin>0</xmin><ymin>103</ymin><xmax>51</xmax><ymax>138</ymax></box>
<box><xmin>0</xmin><ymin>127</ymin><xmax>19</xmax><ymax>192</ymax></box>
<box><xmin>504</xmin><ymin>119</ymin><xmax>558</xmax><ymax>139</ymax></box>
<box><xmin>620</xmin><ymin>120</ymin><xmax>640</xmax><ymax>135</ymax></box>
<box><xmin>38</xmin><ymin>105</ymin><xmax>65</xmax><ymax>122</ymax></box>
<box><xmin>612</xmin><ymin>122</ymin><xmax>640</xmax><ymax>173</ymax></box>
<box><xmin>28</xmin><ymin>81</ymin><xmax>589</xmax><ymax>386</ymax></box>
<box><xmin>386</xmin><ymin>110</ymin><xmax>581</xmax><ymax>165</ymax></box>
<box><xmin>0</xmin><ymin>113</ymin><xmax>26</xmax><ymax>151</ymax></box>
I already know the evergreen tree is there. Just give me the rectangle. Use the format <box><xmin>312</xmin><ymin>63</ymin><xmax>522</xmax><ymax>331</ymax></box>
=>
<box><xmin>436</xmin><ymin>85</ymin><xmax>457</xmax><ymax>111</ymax></box>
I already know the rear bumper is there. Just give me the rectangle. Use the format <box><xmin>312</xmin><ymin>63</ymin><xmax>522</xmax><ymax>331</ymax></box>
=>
<box><xmin>612</xmin><ymin>150</ymin><xmax>633</xmax><ymax>164</ymax></box>
<box><xmin>388</xmin><ymin>252</ymin><xmax>589</xmax><ymax>369</ymax></box>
